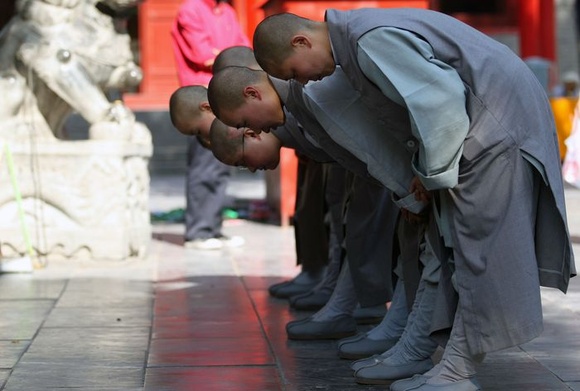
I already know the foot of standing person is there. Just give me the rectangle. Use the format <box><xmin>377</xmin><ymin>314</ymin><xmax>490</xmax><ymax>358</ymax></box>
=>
<box><xmin>184</xmin><ymin>235</ymin><xmax>244</xmax><ymax>250</ymax></box>
<box><xmin>184</xmin><ymin>237</ymin><xmax>224</xmax><ymax>250</ymax></box>
<box><xmin>216</xmin><ymin>234</ymin><xmax>245</xmax><ymax>248</ymax></box>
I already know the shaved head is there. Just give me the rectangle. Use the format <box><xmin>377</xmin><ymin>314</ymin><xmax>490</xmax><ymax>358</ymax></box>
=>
<box><xmin>253</xmin><ymin>13</ymin><xmax>316</xmax><ymax>73</ymax></box>
<box><xmin>209</xmin><ymin>119</ymin><xmax>244</xmax><ymax>165</ymax></box>
<box><xmin>210</xmin><ymin>119</ymin><xmax>283</xmax><ymax>172</ymax></box>
<box><xmin>207</xmin><ymin>66</ymin><xmax>267</xmax><ymax>119</ymax></box>
<box><xmin>169</xmin><ymin>85</ymin><xmax>208</xmax><ymax>135</ymax></box>
<box><xmin>214</xmin><ymin>46</ymin><xmax>260</xmax><ymax>72</ymax></box>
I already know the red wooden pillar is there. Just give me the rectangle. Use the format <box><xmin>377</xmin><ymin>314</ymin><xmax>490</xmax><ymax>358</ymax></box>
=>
<box><xmin>124</xmin><ymin>0</ymin><xmax>182</xmax><ymax>110</ymax></box>
<box><xmin>539</xmin><ymin>0</ymin><xmax>555</xmax><ymax>61</ymax></box>
<box><xmin>519</xmin><ymin>0</ymin><xmax>555</xmax><ymax>61</ymax></box>
<box><xmin>519</xmin><ymin>0</ymin><xmax>540</xmax><ymax>58</ymax></box>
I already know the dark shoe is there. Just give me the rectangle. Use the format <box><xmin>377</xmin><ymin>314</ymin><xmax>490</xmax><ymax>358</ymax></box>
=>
<box><xmin>286</xmin><ymin>315</ymin><xmax>357</xmax><ymax>340</ymax></box>
<box><xmin>354</xmin><ymin>304</ymin><xmax>387</xmax><ymax>325</ymax></box>
<box><xmin>338</xmin><ymin>335</ymin><xmax>398</xmax><ymax>360</ymax></box>
<box><xmin>269</xmin><ymin>270</ymin><xmax>325</xmax><ymax>298</ymax></box>
<box><xmin>390</xmin><ymin>374</ymin><xmax>430</xmax><ymax>391</ymax></box>
<box><xmin>268</xmin><ymin>280</ymin><xmax>293</xmax><ymax>297</ymax></box>
<box><xmin>338</xmin><ymin>333</ymin><xmax>366</xmax><ymax>348</ymax></box>
<box><xmin>274</xmin><ymin>280</ymin><xmax>318</xmax><ymax>298</ymax></box>
<box><xmin>289</xmin><ymin>290</ymin><xmax>331</xmax><ymax>310</ymax></box>
<box><xmin>354</xmin><ymin>358</ymin><xmax>434</xmax><ymax>385</ymax></box>
<box><xmin>410</xmin><ymin>378</ymin><xmax>481</xmax><ymax>391</ymax></box>
<box><xmin>336</xmin><ymin>333</ymin><xmax>367</xmax><ymax>347</ymax></box>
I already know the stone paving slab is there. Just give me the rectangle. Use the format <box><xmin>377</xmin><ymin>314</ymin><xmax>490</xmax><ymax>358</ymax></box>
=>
<box><xmin>0</xmin><ymin>301</ymin><xmax>55</xmax><ymax>340</ymax></box>
<box><xmin>3</xmin><ymin>363</ymin><xmax>144</xmax><ymax>389</ymax></box>
<box><xmin>0</xmin><ymin>341</ymin><xmax>29</xmax><ymax>369</ymax></box>
<box><xmin>0</xmin><ymin>276</ymin><xmax>65</xmax><ymax>299</ymax></box>
<box><xmin>20</xmin><ymin>327</ymin><xmax>150</xmax><ymax>367</ymax></box>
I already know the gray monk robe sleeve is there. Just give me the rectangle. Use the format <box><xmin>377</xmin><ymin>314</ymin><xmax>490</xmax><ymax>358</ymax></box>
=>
<box><xmin>272</xmin><ymin>111</ymin><xmax>335</xmax><ymax>163</ymax></box>
<box><xmin>357</xmin><ymin>27</ymin><xmax>470</xmax><ymax>190</ymax></box>
<box><xmin>302</xmin><ymin>68</ymin><xmax>427</xmax><ymax>214</ymax></box>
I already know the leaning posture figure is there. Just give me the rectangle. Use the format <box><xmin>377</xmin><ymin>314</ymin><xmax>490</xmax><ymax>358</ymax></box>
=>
<box><xmin>252</xmin><ymin>8</ymin><xmax>576</xmax><ymax>391</ymax></box>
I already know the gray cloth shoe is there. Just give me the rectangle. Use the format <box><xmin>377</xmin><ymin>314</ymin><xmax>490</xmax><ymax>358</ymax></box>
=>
<box><xmin>286</xmin><ymin>315</ymin><xmax>357</xmax><ymax>340</ymax></box>
<box><xmin>290</xmin><ymin>289</ymin><xmax>332</xmax><ymax>310</ymax></box>
<box><xmin>338</xmin><ymin>335</ymin><xmax>398</xmax><ymax>359</ymax></box>
<box><xmin>338</xmin><ymin>333</ymin><xmax>366</xmax><ymax>348</ymax></box>
<box><xmin>410</xmin><ymin>379</ymin><xmax>481</xmax><ymax>391</ymax></box>
<box><xmin>269</xmin><ymin>269</ymin><xmax>325</xmax><ymax>298</ymax></box>
<box><xmin>390</xmin><ymin>374</ymin><xmax>430</xmax><ymax>391</ymax></box>
<box><xmin>354</xmin><ymin>358</ymin><xmax>434</xmax><ymax>385</ymax></box>
<box><xmin>268</xmin><ymin>280</ymin><xmax>293</xmax><ymax>296</ymax></box>
<box><xmin>273</xmin><ymin>280</ymin><xmax>319</xmax><ymax>298</ymax></box>
<box><xmin>350</xmin><ymin>354</ymin><xmax>383</xmax><ymax>372</ymax></box>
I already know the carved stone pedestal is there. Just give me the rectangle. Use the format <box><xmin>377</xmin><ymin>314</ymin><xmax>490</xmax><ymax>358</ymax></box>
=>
<box><xmin>0</xmin><ymin>136</ymin><xmax>152</xmax><ymax>261</ymax></box>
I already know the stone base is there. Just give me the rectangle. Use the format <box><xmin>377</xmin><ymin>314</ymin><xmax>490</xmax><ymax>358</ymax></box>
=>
<box><xmin>0</xmin><ymin>137</ymin><xmax>152</xmax><ymax>261</ymax></box>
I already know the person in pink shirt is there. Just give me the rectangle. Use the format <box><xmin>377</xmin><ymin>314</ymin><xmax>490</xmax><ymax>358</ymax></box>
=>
<box><xmin>170</xmin><ymin>0</ymin><xmax>249</xmax><ymax>250</ymax></box>
<box><xmin>171</xmin><ymin>0</ymin><xmax>251</xmax><ymax>87</ymax></box>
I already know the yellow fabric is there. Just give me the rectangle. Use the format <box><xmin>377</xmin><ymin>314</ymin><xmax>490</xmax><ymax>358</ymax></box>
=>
<box><xmin>550</xmin><ymin>97</ymin><xmax>578</xmax><ymax>160</ymax></box>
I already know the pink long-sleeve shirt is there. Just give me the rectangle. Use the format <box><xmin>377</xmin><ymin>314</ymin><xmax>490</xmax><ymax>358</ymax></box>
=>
<box><xmin>171</xmin><ymin>0</ymin><xmax>251</xmax><ymax>87</ymax></box>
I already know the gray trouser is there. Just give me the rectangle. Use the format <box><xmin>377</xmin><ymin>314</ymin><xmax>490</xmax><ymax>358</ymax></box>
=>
<box><xmin>185</xmin><ymin>138</ymin><xmax>230</xmax><ymax>241</ymax></box>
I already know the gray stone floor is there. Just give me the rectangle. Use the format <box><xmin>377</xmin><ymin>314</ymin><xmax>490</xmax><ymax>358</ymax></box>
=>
<box><xmin>0</xmin><ymin>174</ymin><xmax>579</xmax><ymax>390</ymax></box>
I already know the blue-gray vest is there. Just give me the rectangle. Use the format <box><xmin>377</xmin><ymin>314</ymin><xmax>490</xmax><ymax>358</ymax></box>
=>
<box><xmin>280</xmin><ymin>80</ymin><xmax>379</xmax><ymax>184</ymax></box>
<box><xmin>273</xmin><ymin>110</ymin><xmax>334</xmax><ymax>163</ymax></box>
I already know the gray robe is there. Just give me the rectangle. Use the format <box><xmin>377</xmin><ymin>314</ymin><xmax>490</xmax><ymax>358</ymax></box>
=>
<box><xmin>325</xmin><ymin>7</ymin><xmax>575</xmax><ymax>354</ymax></box>
<box><xmin>272</xmin><ymin>110</ymin><xmax>334</xmax><ymax>163</ymax></box>
<box><xmin>270</xmin><ymin>79</ymin><xmax>400</xmax><ymax>305</ymax></box>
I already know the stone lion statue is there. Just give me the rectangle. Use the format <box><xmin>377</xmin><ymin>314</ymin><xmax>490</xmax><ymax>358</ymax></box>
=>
<box><xmin>0</xmin><ymin>0</ymin><xmax>149</xmax><ymax>142</ymax></box>
<box><xmin>0</xmin><ymin>0</ymin><xmax>152</xmax><ymax>261</ymax></box>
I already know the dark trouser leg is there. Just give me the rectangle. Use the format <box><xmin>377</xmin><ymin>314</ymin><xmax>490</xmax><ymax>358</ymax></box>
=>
<box><xmin>269</xmin><ymin>157</ymin><xmax>329</xmax><ymax>297</ymax></box>
<box><xmin>346</xmin><ymin>177</ymin><xmax>398</xmax><ymax>308</ymax></box>
<box><xmin>290</xmin><ymin>163</ymin><xmax>349</xmax><ymax>309</ymax></box>
<box><xmin>293</xmin><ymin>157</ymin><xmax>329</xmax><ymax>272</ymax></box>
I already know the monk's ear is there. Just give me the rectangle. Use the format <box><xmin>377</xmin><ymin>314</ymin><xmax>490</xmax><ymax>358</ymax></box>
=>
<box><xmin>245</xmin><ymin>128</ymin><xmax>260</xmax><ymax>139</ymax></box>
<box><xmin>199</xmin><ymin>101</ymin><xmax>212</xmax><ymax>113</ymax></box>
<box><xmin>243</xmin><ymin>86</ymin><xmax>261</xmax><ymax>100</ymax></box>
<box><xmin>290</xmin><ymin>34</ymin><xmax>312</xmax><ymax>49</ymax></box>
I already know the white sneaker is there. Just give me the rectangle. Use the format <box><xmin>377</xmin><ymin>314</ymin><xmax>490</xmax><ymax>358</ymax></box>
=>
<box><xmin>184</xmin><ymin>238</ymin><xmax>224</xmax><ymax>250</ymax></box>
<box><xmin>219</xmin><ymin>235</ymin><xmax>245</xmax><ymax>248</ymax></box>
